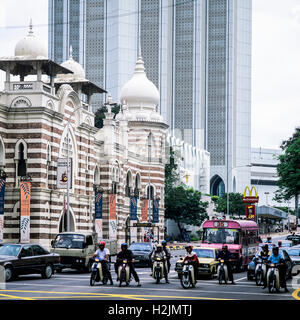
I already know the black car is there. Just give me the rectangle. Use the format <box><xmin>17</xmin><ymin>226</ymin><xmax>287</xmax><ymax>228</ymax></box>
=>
<box><xmin>247</xmin><ymin>249</ymin><xmax>294</xmax><ymax>280</ymax></box>
<box><xmin>0</xmin><ymin>243</ymin><xmax>60</xmax><ymax>281</ymax></box>
<box><xmin>129</xmin><ymin>242</ymin><xmax>154</xmax><ymax>267</ymax></box>
<box><xmin>285</xmin><ymin>235</ymin><xmax>300</xmax><ymax>246</ymax></box>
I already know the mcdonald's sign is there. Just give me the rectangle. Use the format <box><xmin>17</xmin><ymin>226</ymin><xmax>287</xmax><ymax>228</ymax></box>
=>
<box><xmin>242</xmin><ymin>186</ymin><xmax>259</xmax><ymax>203</ymax></box>
<box><xmin>245</xmin><ymin>205</ymin><xmax>256</xmax><ymax>221</ymax></box>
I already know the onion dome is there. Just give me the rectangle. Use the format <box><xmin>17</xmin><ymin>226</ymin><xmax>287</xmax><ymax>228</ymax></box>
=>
<box><xmin>15</xmin><ymin>19</ymin><xmax>47</xmax><ymax>58</ymax></box>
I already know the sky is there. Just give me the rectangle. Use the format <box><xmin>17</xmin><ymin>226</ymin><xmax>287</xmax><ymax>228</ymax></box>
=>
<box><xmin>0</xmin><ymin>0</ymin><xmax>299</xmax><ymax>150</ymax></box>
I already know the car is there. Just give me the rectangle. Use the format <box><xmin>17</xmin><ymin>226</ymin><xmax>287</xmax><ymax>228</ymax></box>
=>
<box><xmin>129</xmin><ymin>242</ymin><xmax>154</xmax><ymax>267</ymax></box>
<box><xmin>175</xmin><ymin>247</ymin><xmax>219</xmax><ymax>279</ymax></box>
<box><xmin>285</xmin><ymin>235</ymin><xmax>300</xmax><ymax>246</ymax></box>
<box><xmin>274</xmin><ymin>226</ymin><xmax>283</xmax><ymax>233</ymax></box>
<box><xmin>0</xmin><ymin>243</ymin><xmax>60</xmax><ymax>281</ymax></box>
<box><xmin>285</xmin><ymin>247</ymin><xmax>300</xmax><ymax>275</ymax></box>
<box><xmin>247</xmin><ymin>248</ymin><xmax>294</xmax><ymax>281</ymax></box>
<box><xmin>276</xmin><ymin>240</ymin><xmax>293</xmax><ymax>248</ymax></box>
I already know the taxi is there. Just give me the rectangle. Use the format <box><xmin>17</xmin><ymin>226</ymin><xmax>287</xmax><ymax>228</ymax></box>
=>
<box><xmin>175</xmin><ymin>247</ymin><xmax>219</xmax><ymax>279</ymax></box>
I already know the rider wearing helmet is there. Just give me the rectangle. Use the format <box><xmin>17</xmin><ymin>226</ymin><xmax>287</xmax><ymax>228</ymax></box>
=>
<box><xmin>115</xmin><ymin>243</ymin><xmax>141</xmax><ymax>286</ymax></box>
<box><xmin>151</xmin><ymin>244</ymin><xmax>169</xmax><ymax>283</ymax></box>
<box><xmin>260</xmin><ymin>244</ymin><xmax>270</xmax><ymax>258</ymax></box>
<box><xmin>216</xmin><ymin>244</ymin><xmax>235</xmax><ymax>284</ymax></box>
<box><xmin>162</xmin><ymin>240</ymin><xmax>171</xmax><ymax>273</ymax></box>
<box><xmin>93</xmin><ymin>241</ymin><xmax>113</xmax><ymax>285</ymax></box>
<box><xmin>263</xmin><ymin>246</ymin><xmax>288</xmax><ymax>292</ymax></box>
<box><xmin>182</xmin><ymin>245</ymin><xmax>199</xmax><ymax>283</ymax></box>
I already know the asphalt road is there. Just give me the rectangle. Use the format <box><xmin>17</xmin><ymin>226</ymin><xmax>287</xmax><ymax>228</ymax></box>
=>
<box><xmin>0</xmin><ymin>249</ymin><xmax>299</xmax><ymax>301</ymax></box>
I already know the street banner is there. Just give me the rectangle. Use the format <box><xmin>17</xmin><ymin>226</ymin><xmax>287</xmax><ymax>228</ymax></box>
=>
<box><xmin>142</xmin><ymin>199</ymin><xmax>148</xmax><ymax>222</ymax></box>
<box><xmin>20</xmin><ymin>181</ymin><xmax>31</xmax><ymax>243</ymax></box>
<box><xmin>109</xmin><ymin>194</ymin><xmax>117</xmax><ymax>239</ymax></box>
<box><xmin>0</xmin><ymin>178</ymin><xmax>6</xmax><ymax>243</ymax></box>
<box><xmin>95</xmin><ymin>191</ymin><xmax>103</xmax><ymax>240</ymax></box>
<box><xmin>153</xmin><ymin>199</ymin><xmax>159</xmax><ymax>223</ymax></box>
<box><xmin>130</xmin><ymin>196</ymin><xmax>138</xmax><ymax>220</ymax></box>
<box><xmin>56</xmin><ymin>158</ymin><xmax>72</xmax><ymax>189</ymax></box>
<box><xmin>95</xmin><ymin>192</ymin><xmax>103</xmax><ymax>219</ymax></box>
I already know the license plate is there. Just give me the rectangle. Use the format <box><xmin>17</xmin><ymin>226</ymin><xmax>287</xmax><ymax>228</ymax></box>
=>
<box><xmin>135</xmin><ymin>260</ymin><xmax>140</xmax><ymax>262</ymax></box>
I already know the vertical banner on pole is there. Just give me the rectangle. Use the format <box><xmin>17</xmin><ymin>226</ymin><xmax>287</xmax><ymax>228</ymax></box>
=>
<box><xmin>20</xmin><ymin>181</ymin><xmax>31</xmax><ymax>243</ymax></box>
<box><xmin>0</xmin><ymin>178</ymin><xmax>6</xmax><ymax>243</ymax></box>
<box><xmin>153</xmin><ymin>199</ymin><xmax>159</xmax><ymax>223</ymax></box>
<box><xmin>109</xmin><ymin>194</ymin><xmax>117</xmax><ymax>240</ymax></box>
<box><xmin>142</xmin><ymin>199</ymin><xmax>148</xmax><ymax>222</ymax></box>
<box><xmin>130</xmin><ymin>197</ymin><xmax>138</xmax><ymax>242</ymax></box>
<box><xmin>95</xmin><ymin>191</ymin><xmax>103</xmax><ymax>241</ymax></box>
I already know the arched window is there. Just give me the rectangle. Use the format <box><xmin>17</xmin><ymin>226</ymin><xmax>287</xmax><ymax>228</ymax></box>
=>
<box><xmin>46</xmin><ymin>144</ymin><xmax>51</xmax><ymax>188</ymax></box>
<box><xmin>94</xmin><ymin>166</ymin><xmax>100</xmax><ymax>185</ymax></box>
<box><xmin>146</xmin><ymin>185</ymin><xmax>155</xmax><ymax>200</ymax></box>
<box><xmin>134</xmin><ymin>173</ymin><xmax>141</xmax><ymax>197</ymax></box>
<box><xmin>210</xmin><ymin>175</ymin><xmax>225</xmax><ymax>197</ymax></box>
<box><xmin>17</xmin><ymin>143</ymin><xmax>26</xmax><ymax>177</ymax></box>
<box><xmin>125</xmin><ymin>171</ymin><xmax>132</xmax><ymax>197</ymax></box>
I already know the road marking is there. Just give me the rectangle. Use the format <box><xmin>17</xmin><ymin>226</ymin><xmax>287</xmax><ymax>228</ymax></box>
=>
<box><xmin>235</xmin><ymin>277</ymin><xmax>247</xmax><ymax>282</ymax></box>
<box><xmin>292</xmin><ymin>288</ymin><xmax>300</xmax><ymax>300</ymax></box>
<box><xmin>0</xmin><ymin>293</ymin><xmax>35</xmax><ymax>300</ymax></box>
<box><xmin>4</xmin><ymin>282</ymin><xmax>293</xmax><ymax>298</ymax></box>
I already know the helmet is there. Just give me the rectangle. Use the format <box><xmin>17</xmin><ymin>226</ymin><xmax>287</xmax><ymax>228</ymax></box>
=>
<box><xmin>273</xmin><ymin>246</ymin><xmax>279</xmax><ymax>252</ymax></box>
<box><xmin>222</xmin><ymin>244</ymin><xmax>228</xmax><ymax>250</ymax></box>
<box><xmin>121</xmin><ymin>243</ymin><xmax>128</xmax><ymax>249</ymax></box>
<box><xmin>156</xmin><ymin>244</ymin><xmax>163</xmax><ymax>249</ymax></box>
<box><xmin>161</xmin><ymin>240</ymin><xmax>167</xmax><ymax>246</ymax></box>
<box><xmin>185</xmin><ymin>244</ymin><xmax>193</xmax><ymax>250</ymax></box>
<box><xmin>98</xmin><ymin>241</ymin><xmax>105</xmax><ymax>247</ymax></box>
<box><xmin>263</xmin><ymin>244</ymin><xmax>269</xmax><ymax>250</ymax></box>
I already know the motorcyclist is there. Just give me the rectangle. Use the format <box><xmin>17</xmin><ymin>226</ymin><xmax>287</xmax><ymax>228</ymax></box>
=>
<box><xmin>263</xmin><ymin>246</ymin><xmax>289</xmax><ymax>292</ymax></box>
<box><xmin>182</xmin><ymin>245</ymin><xmax>199</xmax><ymax>284</ymax></box>
<box><xmin>115</xmin><ymin>243</ymin><xmax>141</xmax><ymax>287</ymax></box>
<box><xmin>216</xmin><ymin>244</ymin><xmax>235</xmax><ymax>284</ymax></box>
<box><xmin>92</xmin><ymin>241</ymin><xmax>113</xmax><ymax>285</ymax></box>
<box><xmin>151</xmin><ymin>244</ymin><xmax>169</xmax><ymax>283</ymax></box>
<box><xmin>266</xmin><ymin>236</ymin><xmax>272</xmax><ymax>243</ymax></box>
<box><xmin>259</xmin><ymin>244</ymin><xmax>270</xmax><ymax>258</ymax></box>
<box><xmin>161</xmin><ymin>240</ymin><xmax>171</xmax><ymax>273</ymax></box>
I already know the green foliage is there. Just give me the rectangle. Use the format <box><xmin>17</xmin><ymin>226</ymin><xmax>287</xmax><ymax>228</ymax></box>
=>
<box><xmin>274</xmin><ymin>206</ymin><xmax>295</xmax><ymax>216</ymax></box>
<box><xmin>94</xmin><ymin>104</ymin><xmax>121</xmax><ymax>129</ymax></box>
<box><xmin>214</xmin><ymin>192</ymin><xmax>245</xmax><ymax>216</ymax></box>
<box><xmin>210</xmin><ymin>195</ymin><xmax>220</xmax><ymax>204</ymax></box>
<box><xmin>165</xmin><ymin>184</ymin><xmax>209</xmax><ymax>229</ymax></box>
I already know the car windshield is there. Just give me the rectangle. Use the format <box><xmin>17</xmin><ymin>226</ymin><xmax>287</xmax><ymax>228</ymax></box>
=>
<box><xmin>0</xmin><ymin>244</ymin><xmax>21</xmax><ymax>256</ymax></box>
<box><xmin>203</xmin><ymin>228</ymin><xmax>240</xmax><ymax>244</ymax></box>
<box><xmin>286</xmin><ymin>249</ymin><xmax>300</xmax><ymax>256</ymax></box>
<box><xmin>194</xmin><ymin>249</ymin><xmax>214</xmax><ymax>258</ymax></box>
<box><xmin>54</xmin><ymin>234</ymin><xmax>85</xmax><ymax>249</ymax></box>
<box><xmin>129</xmin><ymin>243</ymin><xmax>152</xmax><ymax>251</ymax></box>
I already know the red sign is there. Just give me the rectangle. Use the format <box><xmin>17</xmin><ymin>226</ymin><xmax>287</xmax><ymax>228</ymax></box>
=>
<box><xmin>246</xmin><ymin>205</ymin><xmax>256</xmax><ymax>221</ymax></box>
<box><xmin>243</xmin><ymin>196</ymin><xmax>259</xmax><ymax>203</ymax></box>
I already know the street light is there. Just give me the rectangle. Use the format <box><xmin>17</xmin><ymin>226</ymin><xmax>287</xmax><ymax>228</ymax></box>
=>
<box><xmin>226</xmin><ymin>164</ymin><xmax>252</xmax><ymax>217</ymax></box>
<box><xmin>66</xmin><ymin>105</ymin><xmax>85</xmax><ymax>232</ymax></box>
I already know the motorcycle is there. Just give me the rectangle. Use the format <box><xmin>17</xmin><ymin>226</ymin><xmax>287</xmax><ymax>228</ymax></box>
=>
<box><xmin>118</xmin><ymin>259</ymin><xmax>131</xmax><ymax>287</ymax></box>
<box><xmin>217</xmin><ymin>259</ymin><xmax>229</xmax><ymax>285</ymax></box>
<box><xmin>180</xmin><ymin>261</ymin><xmax>196</xmax><ymax>289</ymax></box>
<box><xmin>90</xmin><ymin>258</ymin><xmax>108</xmax><ymax>286</ymax></box>
<box><xmin>267</xmin><ymin>263</ymin><xmax>281</xmax><ymax>293</ymax></box>
<box><xmin>152</xmin><ymin>257</ymin><xmax>164</xmax><ymax>284</ymax></box>
<box><xmin>254</xmin><ymin>257</ymin><xmax>267</xmax><ymax>286</ymax></box>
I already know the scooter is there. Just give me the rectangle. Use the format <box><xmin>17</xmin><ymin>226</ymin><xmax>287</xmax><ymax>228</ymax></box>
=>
<box><xmin>217</xmin><ymin>259</ymin><xmax>229</xmax><ymax>284</ymax></box>
<box><xmin>118</xmin><ymin>259</ymin><xmax>131</xmax><ymax>287</ymax></box>
<box><xmin>255</xmin><ymin>257</ymin><xmax>267</xmax><ymax>286</ymax></box>
<box><xmin>90</xmin><ymin>258</ymin><xmax>108</xmax><ymax>286</ymax></box>
<box><xmin>152</xmin><ymin>257</ymin><xmax>164</xmax><ymax>284</ymax></box>
<box><xmin>267</xmin><ymin>263</ymin><xmax>281</xmax><ymax>293</ymax></box>
<box><xmin>180</xmin><ymin>261</ymin><xmax>196</xmax><ymax>289</ymax></box>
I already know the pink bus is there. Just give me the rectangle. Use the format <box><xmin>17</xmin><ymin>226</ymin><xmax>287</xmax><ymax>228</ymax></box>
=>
<box><xmin>201</xmin><ymin>219</ymin><xmax>259</xmax><ymax>270</ymax></box>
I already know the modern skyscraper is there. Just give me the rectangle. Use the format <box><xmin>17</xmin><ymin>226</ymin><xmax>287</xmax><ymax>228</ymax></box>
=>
<box><xmin>48</xmin><ymin>0</ymin><xmax>252</xmax><ymax>194</ymax></box>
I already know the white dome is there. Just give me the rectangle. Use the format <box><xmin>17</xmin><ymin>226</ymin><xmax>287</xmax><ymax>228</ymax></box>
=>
<box><xmin>57</xmin><ymin>46</ymin><xmax>85</xmax><ymax>80</ymax></box>
<box><xmin>120</xmin><ymin>54</ymin><xmax>159</xmax><ymax>108</ymax></box>
<box><xmin>15</xmin><ymin>20</ymin><xmax>47</xmax><ymax>58</ymax></box>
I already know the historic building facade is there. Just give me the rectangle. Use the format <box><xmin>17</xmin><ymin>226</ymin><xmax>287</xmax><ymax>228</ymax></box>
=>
<box><xmin>0</xmin><ymin>24</ymin><xmax>167</xmax><ymax>249</ymax></box>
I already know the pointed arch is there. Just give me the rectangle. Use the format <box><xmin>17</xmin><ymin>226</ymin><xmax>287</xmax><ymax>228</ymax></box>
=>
<box><xmin>125</xmin><ymin>170</ymin><xmax>133</xmax><ymax>197</ymax></box>
<box><xmin>58</xmin><ymin>206</ymin><xmax>76</xmax><ymax>233</ymax></box>
<box><xmin>210</xmin><ymin>175</ymin><xmax>225</xmax><ymax>197</ymax></box>
<box><xmin>94</xmin><ymin>165</ymin><xmax>100</xmax><ymax>185</ymax></box>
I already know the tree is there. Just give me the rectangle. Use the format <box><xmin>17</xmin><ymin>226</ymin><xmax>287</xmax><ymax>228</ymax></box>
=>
<box><xmin>164</xmin><ymin>147</ymin><xmax>208</xmax><ymax>238</ymax></box>
<box><xmin>275</xmin><ymin>128</ymin><xmax>300</xmax><ymax>221</ymax></box>
<box><xmin>165</xmin><ymin>185</ymin><xmax>209</xmax><ymax>238</ymax></box>
<box><xmin>94</xmin><ymin>104</ymin><xmax>121</xmax><ymax>129</ymax></box>
<box><xmin>214</xmin><ymin>192</ymin><xmax>245</xmax><ymax>217</ymax></box>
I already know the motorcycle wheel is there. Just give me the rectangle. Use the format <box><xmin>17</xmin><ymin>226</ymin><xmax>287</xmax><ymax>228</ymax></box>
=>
<box><xmin>255</xmin><ymin>270</ymin><xmax>262</xmax><ymax>286</ymax></box>
<box><xmin>155</xmin><ymin>270</ymin><xmax>160</xmax><ymax>284</ymax></box>
<box><xmin>180</xmin><ymin>273</ymin><xmax>190</xmax><ymax>289</ymax></box>
<box><xmin>268</xmin><ymin>272</ymin><xmax>273</xmax><ymax>293</ymax></box>
<box><xmin>90</xmin><ymin>271</ymin><xmax>96</xmax><ymax>286</ymax></box>
<box><xmin>119</xmin><ymin>271</ymin><xmax>125</xmax><ymax>287</ymax></box>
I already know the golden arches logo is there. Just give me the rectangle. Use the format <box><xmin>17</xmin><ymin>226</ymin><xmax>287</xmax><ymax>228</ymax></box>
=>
<box><xmin>243</xmin><ymin>186</ymin><xmax>258</xmax><ymax>198</ymax></box>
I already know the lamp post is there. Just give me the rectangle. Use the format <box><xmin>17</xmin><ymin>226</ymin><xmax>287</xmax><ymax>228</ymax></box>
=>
<box><xmin>226</xmin><ymin>164</ymin><xmax>252</xmax><ymax>217</ymax></box>
<box><xmin>66</xmin><ymin>106</ymin><xmax>85</xmax><ymax>232</ymax></box>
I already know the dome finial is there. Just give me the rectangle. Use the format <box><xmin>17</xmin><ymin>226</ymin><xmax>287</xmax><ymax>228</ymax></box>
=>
<box><xmin>69</xmin><ymin>45</ymin><xmax>73</xmax><ymax>60</ymax></box>
<box><xmin>29</xmin><ymin>18</ymin><xmax>33</xmax><ymax>35</ymax></box>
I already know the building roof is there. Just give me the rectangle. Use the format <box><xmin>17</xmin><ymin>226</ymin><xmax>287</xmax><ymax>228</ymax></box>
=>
<box><xmin>257</xmin><ymin>205</ymin><xmax>287</xmax><ymax>219</ymax></box>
